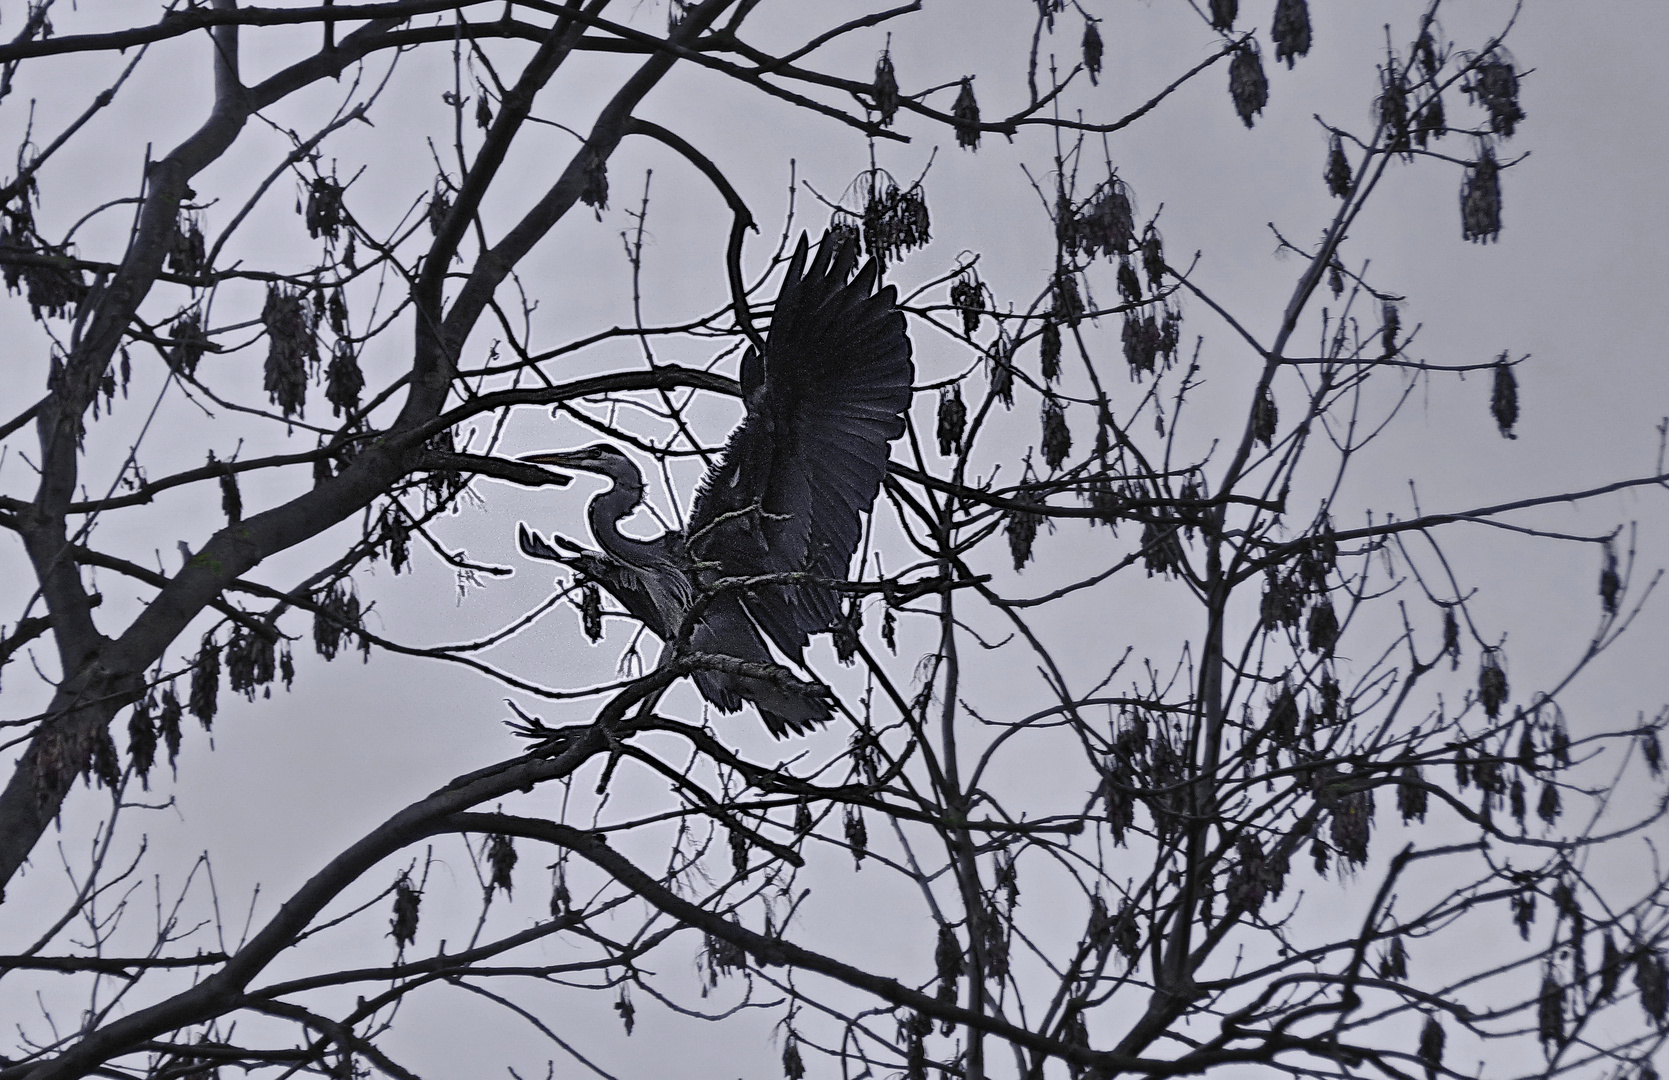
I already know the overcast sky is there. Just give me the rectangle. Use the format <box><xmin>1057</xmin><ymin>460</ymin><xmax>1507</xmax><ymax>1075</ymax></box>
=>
<box><xmin>1</xmin><ymin>2</ymin><xmax>1666</xmax><ymax>1076</ymax></box>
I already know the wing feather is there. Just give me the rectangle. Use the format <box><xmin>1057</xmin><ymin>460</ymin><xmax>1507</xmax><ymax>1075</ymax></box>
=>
<box><xmin>688</xmin><ymin>231</ymin><xmax>914</xmax><ymax>658</ymax></box>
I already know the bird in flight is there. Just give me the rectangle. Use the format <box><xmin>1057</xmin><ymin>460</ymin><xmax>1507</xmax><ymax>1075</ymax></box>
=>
<box><xmin>518</xmin><ymin>232</ymin><xmax>914</xmax><ymax>736</ymax></box>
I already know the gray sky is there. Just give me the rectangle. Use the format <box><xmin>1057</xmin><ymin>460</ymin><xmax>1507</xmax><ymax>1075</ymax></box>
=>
<box><xmin>1</xmin><ymin>2</ymin><xmax>1666</xmax><ymax>1076</ymax></box>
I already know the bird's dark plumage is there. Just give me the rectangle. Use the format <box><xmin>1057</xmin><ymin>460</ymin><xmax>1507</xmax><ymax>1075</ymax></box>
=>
<box><xmin>519</xmin><ymin>232</ymin><xmax>914</xmax><ymax>736</ymax></box>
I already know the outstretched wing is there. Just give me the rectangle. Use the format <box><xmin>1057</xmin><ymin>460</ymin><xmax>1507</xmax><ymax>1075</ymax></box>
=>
<box><xmin>687</xmin><ymin>232</ymin><xmax>914</xmax><ymax>660</ymax></box>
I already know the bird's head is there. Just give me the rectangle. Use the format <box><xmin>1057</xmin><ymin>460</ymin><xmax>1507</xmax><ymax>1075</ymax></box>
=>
<box><xmin>520</xmin><ymin>443</ymin><xmax>641</xmax><ymax>489</ymax></box>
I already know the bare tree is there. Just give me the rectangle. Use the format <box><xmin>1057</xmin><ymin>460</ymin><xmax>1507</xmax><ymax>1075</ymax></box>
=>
<box><xmin>0</xmin><ymin>2</ymin><xmax>1665</xmax><ymax>1079</ymax></box>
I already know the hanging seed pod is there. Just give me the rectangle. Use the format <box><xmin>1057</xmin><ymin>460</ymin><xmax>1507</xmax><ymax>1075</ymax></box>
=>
<box><xmin>262</xmin><ymin>284</ymin><xmax>318</xmax><ymax>419</ymax></box>
<box><xmin>1511</xmin><ymin>888</ymin><xmax>1536</xmax><ymax>939</ymax></box>
<box><xmin>1041</xmin><ymin>398</ymin><xmax>1072</xmax><ymax>471</ymax></box>
<box><xmin>1269</xmin><ymin>683</ymin><xmax>1299</xmax><ymax>746</ymax></box>
<box><xmin>1080</xmin><ymin>182</ymin><xmax>1136</xmax><ymax>258</ymax></box>
<box><xmin>1325</xmin><ymin>133</ymin><xmax>1352</xmax><ymax>198</ymax></box>
<box><xmin>188</xmin><ymin>634</ymin><xmax>220</xmax><ymax>730</ymax></box>
<box><xmin>1600</xmin><ymin>542</ymin><xmax>1621</xmax><ymax>615</ymax></box>
<box><xmin>935</xmin><ymin>924</ymin><xmax>964</xmax><ymax>986</ymax></box>
<box><xmin>1517</xmin><ymin>725</ymin><xmax>1538</xmax><ymax>772</ymax></box>
<box><xmin>1122</xmin><ymin>311</ymin><xmax>1160</xmax><ymax>378</ymax></box>
<box><xmin>305</xmin><ymin>177</ymin><xmax>345</xmax><ymax>241</ymax></box>
<box><xmin>988</xmin><ymin>334</ymin><xmax>1015</xmax><ymax>407</ymax></box>
<box><xmin>951</xmin><ymin>78</ymin><xmax>981</xmax><ymax>149</ymax></box>
<box><xmin>167</xmin><ymin>213</ymin><xmax>207</xmax><ymax>277</ymax></box>
<box><xmin>833</xmin><ymin>597</ymin><xmax>862</xmax><ymax>664</ymax></box>
<box><xmin>936</xmin><ymin>385</ymin><xmax>966</xmax><ymax>456</ymax></box>
<box><xmin>579</xmin><ymin>149</ymin><xmax>609</xmax><ymax>215</ymax></box>
<box><xmin>729</xmin><ymin>826</ymin><xmax>750</xmax><ymax>876</ymax></box>
<box><xmin>1397</xmin><ymin>764</ymin><xmax>1428</xmax><ymax>822</ymax></box>
<box><xmin>1537</xmin><ymin>781</ymin><xmax>1561</xmax><ymax>824</ymax></box>
<box><xmin>1537</xmin><ymin>974</ymin><xmax>1564</xmax><ymax>1046</ymax></box>
<box><xmin>1261</xmin><ymin>569</ymin><xmax>1302</xmax><ymax>629</ymax></box>
<box><xmin>1442</xmin><ymin>607</ymin><xmax>1461</xmax><ymax>668</ymax></box>
<box><xmin>1509</xmin><ymin>777</ymin><xmax>1526</xmax><ymax>824</ymax></box>
<box><xmin>1379</xmin><ymin>65</ymin><xmax>1410</xmax><ymax>154</ymax></box>
<box><xmin>1418</xmin><ymin>1015</ymin><xmax>1445</xmax><ymax>1080</ymax></box>
<box><xmin>1381</xmin><ymin>301</ymin><xmax>1400</xmax><ymax>358</ymax></box>
<box><xmin>279</xmin><ymin>645</ymin><xmax>294</xmax><ymax>690</ymax></box>
<box><xmin>159</xmin><ymin>688</ymin><xmax>184</xmax><ymax>767</ymax></box>
<box><xmin>1229</xmin><ymin>44</ymin><xmax>1268</xmax><ymax>128</ymax></box>
<box><xmin>1643</xmin><ymin>729</ymin><xmax>1662</xmax><ymax>778</ymax></box>
<box><xmin>1414</xmin><ymin>93</ymin><xmax>1445</xmax><ymax>148</ymax></box>
<box><xmin>874</xmin><ymin>49</ymin><xmax>900</xmax><ymax>126</ymax></box>
<box><xmin>1465</xmin><ymin>51</ymin><xmax>1525</xmax><ymax>138</ymax></box>
<box><xmin>1141</xmin><ymin>520</ymin><xmax>1184</xmax><ymax>578</ymax></box>
<box><xmin>390</xmin><ymin>873</ymin><xmax>421</xmax><ymax>949</ymax></box>
<box><xmin>581</xmin><ymin>581</ymin><xmax>603</xmax><ymax>641</ymax></box>
<box><xmin>794</xmin><ymin>799</ymin><xmax>813</xmax><ymax>835</ymax></box>
<box><xmin>1040</xmin><ymin>320</ymin><xmax>1062</xmax><ymax>382</ymax></box>
<box><xmin>1117</xmin><ymin>258</ymin><xmax>1142</xmax><ymax>303</ymax></box>
<box><xmin>1053</xmin><ymin>270</ymin><xmax>1084</xmax><ymax>327</ymax></box>
<box><xmin>1461</xmin><ymin>149</ymin><xmax>1502</xmax><ymax>243</ymax></box>
<box><xmin>168</xmin><ymin>309</ymin><xmax>210</xmax><ymax>377</ymax></box>
<box><xmin>881</xmin><ymin>608</ymin><xmax>897</xmax><ymax>653</ymax></box>
<box><xmin>1479</xmin><ymin>648</ymin><xmax>1508</xmax><ymax>719</ymax></box>
<box><xmin>782</xmin><ymin>1035</ymin><xmax>805</xmax><ymax>1080</ymax></box>
<box><xmin>1637</xmin><ymin>949</ymin><xmax>1668</xmax><ymax>1027</ymax></box>
<box><xmin>1598</xmin><ymin>933</ymin><xmax>1625</xmax><ymax>1001</ymax></box>
<box><xmin>1380</xmin><ymin>935</ymin><xmax>1409</xmax><ymax>980</ymax></box>
<box><xmin>949</xmin><ymin>271</ymin><xmax>982</xmax><ymax>334</ymax></box>
<box><xmin>1141</xmin><ymin>227</ymin><xmax>1165</xmax><ymax>289</ymax></box>
<box><xmin>1005</xmin><ymin>492</ymin><xmax>1045</xmax><ymax>571</ymax></box>
<box><xmin>326</xmin><ymin>287</ymin><xmax>349</xmax><ymax>336</ymax></box>
<box><xmin>475</xmin><ymin>88</ymin><xmax>493</xmax><ymax>130</ymax></box>
<box><xmin>486</xmin><ymin>833</ymin><xmax>517</xmax><ymax>896</ymax></box>
<box><xmin>1416</xmin><ymin>29</ymin><xmax>1441</xmax><ymax>78</ymax></box>
<box><xmin>88</xmin><ymin>729</ymin><xmax>121</xmax><ymax>790</ymax></box>
<box><xmin>128</xmin><ymin>695</ymin><xmax>157</xmax><ymax>787</ymax></box>
<box><xmin>1319</xmin><ymin>671</ymin><xmax>1341</xmax><ymax>723</ymax></box>
<box><xmin>1252</xmin><ymin>384</ymin><xmax>1278</xmax><ymax>447</ymax></box>
<box><xmin>1082</xmin><ymin>20</ymin><xmax>1104</xmax><ymax>84</ymax></box>
<box><xmin>218</xmin><ymin>464</ymin><xmax>241</xmax><ymax>525</ymax></box>
<box><xmin>325</xmin><ymin>340</ymin><xmax>363</xmax><ymax>418</ymax></box>
<box><xmin>226</xmin><ymin>624</ymin><xmax>275</xmax><ymax>702</ymax></box>
<box><xmin>1271</xmin><ymin>0</ymin><xmax>1311</xmax><ymax>68</ymax></box>
<box><xmin>1550</xmin><ymin>717</ymin><xmax>1571</xmax><ymax>768</ymax></box>
<box><xmin>1307</xmin><ymin>595</ymin><xmax>1339</xmax><ymax>656</ymax></box>
<box><xmin>844</xmin><ymin>805</ymin><xmax>868</xmax><ymax>868</ymax></box>
<box><xmin>1209</xmin><ymin>0</ymin><xmax>1237</xmax><ymax>31</ymax></box>
<box><xmin>1329</xmin><ymin>788</ymin><xmax>1373</xmax><ymax>866</ymax></box>
<box><xmin>1490</xmin><ymin>354</ymin><xmax>1518</xmax><ymax>438</ymax></box>
<box><xmin>313</xmin><ymin>581</ymin><xmax>361</xmax><ymax>660</ymax></box>
<box><xmin>1159</xmin><ymin>306</ymin><xmax>1182</xmax><ymax>363</ymax></box>
<box><xmin>1328</xmin><ymin>258</ymin><xmax>1345</xmax><ymax>298</ymax></box>
<box><xmin>427</xmin><ymin>177</ymin><xmax>452</xmax><ymax>234</ymax></box>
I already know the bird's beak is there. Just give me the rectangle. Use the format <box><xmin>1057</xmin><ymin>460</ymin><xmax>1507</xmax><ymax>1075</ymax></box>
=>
<box><xmin>518</xmin><ymin>450</ymin><xmax>585</xmax><ymax>479</ymax></box>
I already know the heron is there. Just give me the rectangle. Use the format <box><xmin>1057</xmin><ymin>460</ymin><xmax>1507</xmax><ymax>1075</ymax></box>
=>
<box><xmin>518</xmin><ymin>232</ymin><xmax>914</xmax><ymax>736</ymax></box>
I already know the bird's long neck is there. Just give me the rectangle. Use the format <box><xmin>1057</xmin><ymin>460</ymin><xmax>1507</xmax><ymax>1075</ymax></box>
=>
<box><xmin>588</xmin><ymin>476</ymin><xmax>662</xmax><ymax>568</ymax></box>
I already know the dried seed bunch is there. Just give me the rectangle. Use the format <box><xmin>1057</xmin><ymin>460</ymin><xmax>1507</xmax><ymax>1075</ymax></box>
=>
<box><xmin>873</xmin><ymin>48</ymin><xmax>900</xmax><ymax>126</ymax></box>
<box><xmin>987</xmin><ymin>333</ymin><xmax>1015</xmax><ymax>407</ymax></box>
<box><xmin>1381</xmin><ymin>301</ymin><xmax>1400</xmax><ymax>358</ymax></box>
<box><xmin>313</xmin><ymin>580</ymin><xmax>363</xmax><ymax>661</ymax></box>
<box><xmin>936</xmin><ymin>384</ymin><xmax>967</xmax><ymax>456</ymax></box>
<box><xmin>188</xmin><ymin>633</ymin><xmax>220</xmax><ymax>730</ymax></box>
<box><xmin>1141</xmin><ymin>520</ymin><xmax>1185</xmax><ymax>578</ymax></box>
<box><xmin>856</xmin><ymin>172</ymin><xmax>931</xmax><ymax>268</ymax></box>
<box><xmin>1325</xmin><ymin>133</ymin><xmax>1352</xmax><ymax>197</ymax></box>
<box><xmin>581</xmin><ymin>580</ymin><xmax>603</xmax><ymax>641</ymax></box>
<box><xmin>225</xmin><ymin>623</ymin><xmax>276</xmax><ymax>701</ymax></box>
<box><xmin>1478</xmin><ymin>647</ymin><xmax>1508</xmax><ymax>718</ymax></box>
<box><xmin>1040</xmin><ymin>319</ymin><xmax>1061</xmax><ymax>382</ymax></box>
<box><xmin>1413</xmin><ymin>93</ymin><xmax>1446</xmax><ymax>148</ymax></box>
<box><xmin>1379</xmin><ymin>64</ymin><xmax>1410</xmax><ymax>155</ymax></box>
<box><xmin>1082</xmin><ymin>19</ymin><xmax>1104</xmax><ymax>84</ymax></box>
<box><xmin>1600</xmin><ymin>542</ymin><xmax>1621</xmax><ymax>616</ymax></box>
<box><xmin>1461</xmin><ymin>148</ymin><xmax>1502</xmax><ymax>243</ymax></box>
<box><xmin>128</xmin><ymin>694</ymin><xmax>158</xmax><ymax>787</ymax></box>
<box><xmin>1123</xmin><ymin>310</ymin><xmax>1162</xmax><ymax>379</ymax></box>
<box><xmin>305</xmin><ymin>177</ymin><xmax>345</xmax><ymax>240</ymax></box>
<box><xmin>1271</xmin><ymin>0</ymin><xmax>1311</xmax><ymax>68</ymax></box>
<box><xmin>1251</xmin><ymin>384</ymin><xmax>1278</xmax><ymax>447</ymax></box>
<box><xmin>262</xmin><ymin>284</ymin><xmax>319</xmax><ymax>419</ymax></box>
<box><xmin>167</xmin><ymin>212</ymin><xmax>207</xmax><ymax>277</ymax></box>
<box><xmin>168</xmin><ymin>309</ymin><xmax>211</xmax><ymax>377</ymax></box>
<box><xmin>1464</xmin><ymin>50</ymin><xmax>1525</xmax><ymax>138</ymax></box>
<box><xmin>1041</xmin><ymin>398</ymin><xmax>1071</xmax><ymax>470</ymax></box>
<box><xmin>1209</xmin><ymin>0</ymin><xmax>1237</xmax><ymax>31</ymax></box>
<box><xmin>951</xmin><ymin>78</ymin><xmax>980</xmax><ymax>149</ymax></box>
<box><xmin>949</xmin><ymin>270</ymin><xmax>982</xmax><ymax>334</ymax></box>
<box><xmin>1229</xmin><ymin>44</ymin><xmax>1268</xmax><ymax>128</ymax></box>
<box><xmin>1005</xmin><ymin>490</ymin><xmax>1046</xmax><ymax>571</ymax></box>
<box><xmin>390</xmin><ymin>873</ymin><xmax>421</xmax><ymax>949</ymax></box>
<box><xmin>487</xmin><ymin>833</ymin><xmax>517</xmax><ymax>896</ymax></box>
<box><xmin>325</xmin><ymin>340</ymin><xmax>364</xmax><ymax>418</ymax></box>
<box><xmin>1063</xmin><ymin>180</ymin><xmax>1135</xmax><ymax>259</ymax></box>
<box><xmin>1490</xmin><ymin>353</ymin><xmax>1518</xmax><ymax>438</ymax></box>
